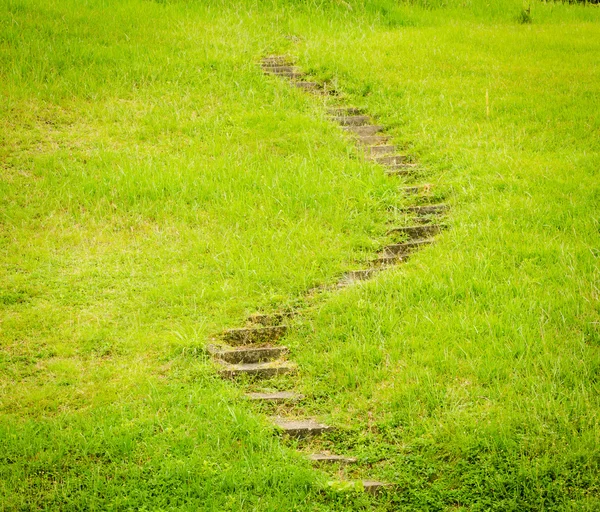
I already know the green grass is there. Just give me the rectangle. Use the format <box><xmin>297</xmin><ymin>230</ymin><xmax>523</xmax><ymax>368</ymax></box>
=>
<box><xmin>1</xmin><ymin>0</ymin><xmax>599</xmax><ymax>510</ymax></box>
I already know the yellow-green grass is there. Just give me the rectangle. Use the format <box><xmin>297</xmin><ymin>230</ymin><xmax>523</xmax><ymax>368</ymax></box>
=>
<box><xmin>1</xmin><ymin>0</ymin><xmax>599</xmax><ymax>510</ymax></box>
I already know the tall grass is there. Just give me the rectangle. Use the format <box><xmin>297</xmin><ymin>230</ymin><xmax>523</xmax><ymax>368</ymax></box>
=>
<box><xmin>1</xmin><ymin>0</ymin><xmax>599</xmax><ymax>509</ymax></box>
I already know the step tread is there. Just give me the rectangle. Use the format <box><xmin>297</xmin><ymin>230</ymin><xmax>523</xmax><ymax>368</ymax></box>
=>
<box><xmin>272</xmin><ymin>417</ymin><xmax>333</xmax><ymax>438</ymax></box>
<box><xmin>342</xmin><ymin>125</ymin><xmax>384</xmax><ymax>135</ymax></box>
<box><xmin>355</xmin><ymin>135</ymin><xmax>390</xmax><ymax>146</ymax></box>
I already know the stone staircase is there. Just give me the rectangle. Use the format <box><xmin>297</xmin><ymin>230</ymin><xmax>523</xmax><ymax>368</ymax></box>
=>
<box><xmin>204</xmin><ymin>54</ymin><xmax>450</xmax><ymax>497</ymax></box>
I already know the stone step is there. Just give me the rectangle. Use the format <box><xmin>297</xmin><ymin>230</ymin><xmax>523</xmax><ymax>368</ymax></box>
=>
<box><xmin>293</xmin><ymin>81</ymin><xmax>318</xmax><ymax>90</ymax></box>
<box><xmin>327</xmin><ymin>106</ymin><xmax>363</xmax><ymax>116</ymax></box>
<box><xmin>340</xmin><ymin>269</ymin><xmax>381</xmax><ymax>283</ymax></box>
<box><xmin>372</xmin><ymin>254</ymin><xmax>404</xmax><ymax>266</ymax></box>
<box><xmin>262</xmin><ymin>65</ymin><xmax>296</xmax><ymax>73</ymax></box>
<box><xmin>385</xmin><ymin>168</ymin><xmax>417</xmax><ymax>177</ymax></box>
<box><xmin>372</xmin><ymin>154</ymin><xmax>408</xmax><ymax>166</ymax></box>
<box><xmin>382</xmin><ymin>238</ymin><xmax>433</xmax><ymax>257</ymax></box>
<box><xmin>387</xmin><ymin>224</ymin><xmax>442</xmax><ymax>239</ymax></box>
<box><xmin>261</xmin><ymin>56</ymin><xmax>294</xmax><ymax>66</ymax></box>
<box><xmin>406</xmin><ymin>204</ymin><xmax>449</xmax><ymax>215</ymax></box>
<box><xmin>247</xmin><ymin>311</ymin><xmax>294</xmax><ymax>326</ymax></box>
<box><xmin>207</xmin><ymin>344</ymin><xmax>288</xmax><ymax>364</ymax></box>
<box><xmin>271</xmin><ymin>418</ymin><xmax>333</xmax><ymax>438</ymax></box>
<box><xmin>365</xmin><ymin>144</ymin><xmax>396</xmax><ymax>157</ymax></box>
<box><xmin>217</xmin><ymin>325</ymin><xmax>287</xmax><ymax>345</ymax></box>
<box><xmin>402</xmin><ymin>184</ymin><xmax>433</xmax><ymax>195</ymax></box>
<box><xmin>272</xmin><ymin>71</ymin><xmax>304</xmax><ymax>80</ymax></box>
<box><xmin>384</xmin><ymin>163</ymin><xmax>420</xmax><ymax>176</ymax></box>
<box><xmin>308</xmin><ymin>453</ymin><xmax>357</xmax><ymax>464</ymax></box>
<box><xmin>219</xmin><ymin>361</ymin><xmax>295</xmax><ymax>379</ymax></box>
<box><xmin>342</xmin><ymin>125</ymin><xmax>384</xmax><ymax>136</ymax></box>
<box><xmin>331</xmin><ymin>115</ymin><xmax>371</xmax><ymax>126</ymax></box>
<box><xmin>363</xmin><ymin>481</ymin><xmax>394</xmax><ymax>495</ymax></box>
<box><xmin>247</xmin><ymin>391</ymin><xmax>304</xmax><ymax>403</ymax></box>
<box><xmin>355</xmin><ymin>135</ymin><xmax>390</xmax><ymax>146</ymax></box>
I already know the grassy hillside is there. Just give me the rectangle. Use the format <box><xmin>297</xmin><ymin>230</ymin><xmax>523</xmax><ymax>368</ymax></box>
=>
<box><xmin>1</xmin><ymin>0</ymin><xmax>599</xmax><ymax>510</ymax></box>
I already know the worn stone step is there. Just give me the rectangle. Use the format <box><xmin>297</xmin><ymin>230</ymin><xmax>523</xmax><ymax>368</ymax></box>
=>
<box><xmin>355</xmin><ymin>135</ymin><xmax>390</xmax><ymax>146</ymax></box>
<box><xmin>272</xmin><ymin>418</ymin><xmax>333</xmax><ymax>438</ymax></box>
<box><xmin>365</xmin><ymin>144</ymin><xmax>396</xmax><ymax>157</ymax></box>
<box><xmin>363</xmin><ymin>481</ymin><xmax>394</xmax><ymax>495</ymax></box>
<box><xmin>382</xmin><ymin>238</ymin><xmax>433</xmax><ymax>257</ymax></box>
<box><xmin>331</xmin><ymin>115</ymin><xmax>371</xmax><ymax>126</ymax></box>
<box><xmin>293</xmin><ymin>81</ymin><xmax>319</xmax><ymax>91</ymax></box>
<box><xmin>343</xmin><ymin>125</ymin><xmax>384</xmax><ymax>136</ymax></box>
<box><xmin>261</xmin><ymin>56</ymin><xmax>294</xmax><ymax>66</ymax></box>
<box><xmin>372</xmin><ymin>254</ymin><xmax>404</xmax><ymax>266</ymax></box>
<box><xmin>263</xmin><ymin>65</ymin><xmax>296</xmax><ymax>73</ymax></box>
<box><xmin>402</xmin><ymin>184</ymin><xmax>433</xmax><ymax>195</ymax></box>
<box><xmin>384</xmin><ymin>163</ymin><xmax>420</xmax><ymax>176</ymax></box>
<box><xmin>308</xmin><ymin>453</ymin><xmax>357</xmax><ymax>464</ymax></box>
<box><xmin>327</xmin><ymin>106</ymin><xmax>363</xmax><ymax>116</ymax></box>
<box><xmin>272</xmin><ymin>71</ymin><xmax>304</xmax><ymax>79</ymax></box>
<box><xmin>247</xmin><ymin>391</ymin><xmax>304</xmax><ymax>402</ymax></box>
<box><xmin>247</xmin><ymin>311</ymin><xmax>294</xmax><ymax>326</ymax></box>
<box><xmin>218</xmin><ymin>325</ymin><xmax>287</xmax><ymax>345</ymax></box>
<box><xmin>340</xmin><ymin>269</ymin><xmax>381</xmax><ymax>283</ymax></box>
<box><xmin>387</xmin><ymin>224</ymin><xmax>442</xmax><ymax>239</ymax></box>
<box><xmin>406</xmin><ymin>203</ymin><xmax>449</xmax><ymax>215</ymax></box>
<box><xmin>372</xmin><ymin>154</ymin><xmax>408</xmax><ymax>166</ymax></box>
<box><xmin>219</xmin><ymin>361</ymin><xmax>295</xmax><ymax>379</ymax></box>
<box><xmin>207</xmin><ymin>344</ymin><xmax>288</xmax><ymax>364</ymax></box>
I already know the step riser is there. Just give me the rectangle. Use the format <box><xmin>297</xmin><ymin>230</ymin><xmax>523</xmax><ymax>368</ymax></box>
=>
<box><xmin>355</xmin><ymin>135</ymin><xmax>390</xmax><ymax>146</ymax></box>
<box><xmin>218</xmin><ymin>325</ymin><xmax>287</xmax><ymax>345</ymax></box>
<box><xmin>247</xmin><ymin>312</ymin><xmax>293</xmax><ymax>326</ymax></box>
<box><xmin>210</xmin><ymin>346</ymin><xmax>289</xmax><ymax>364</ymax></box>
<box><xmin>327</xmin><ymin>107</ymin><xmax>363</xmax><ymax>116</ymax></box>
<box><xmin>220</xmin><ymin>365</ymin><xmax>294</xmax><ymax>380</ymax></box>
<box><xmin>402</xmin><ymin>184</ymin><xmax>433</xmax><ymax>195</ymax></box>
<box><xmin>383</xmin><ymin>240</ymin><xmax>432</xmax><ymax>257</ymax></box>
<box><xmin>309</xmin><ymin>454</ymin><xmax>357</xmax><ymax>464</ymax></box>
<box><xmin>263</xmin><ymin>66</ymin><xmax>296</xmax><ymax>73</ymax></box>
<box><xmin>407</xmin><ymin>204</ymin><xmax>448</xmax><ymax>215</ymax></box>
<box><xmin>388</xmin><ymin>225</ymin><xmax>441</xmax><ymax>239</ymax></box>
<box><xmin>247</xmin><ymin>392</ymin><xmax>304</xmax><ymax>403</ymax></box>
<box><xmin>331</xmin><ymin>115</ymin><xmax>371</xmax><ymax>126</ymax></box>
<box><xmin>373</xmin><ymin>155</ymin><xmax>408</xmax><ymax>165</ymax></box>
<box><xmin>293</xmin><ymin>82</ymin><xmax>318</xmax><ymax>90</ymax></box>
<box><xmin>365</xmin><ymin>145</ymin><xmax>396</xmax><ymax>156</ymax></box>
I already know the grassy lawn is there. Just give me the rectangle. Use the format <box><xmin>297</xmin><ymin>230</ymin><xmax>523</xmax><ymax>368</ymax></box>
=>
<box><xmin>1</xmin><ymin>0</ymin><xmax>599</xmax><ymax>510</ymax></box>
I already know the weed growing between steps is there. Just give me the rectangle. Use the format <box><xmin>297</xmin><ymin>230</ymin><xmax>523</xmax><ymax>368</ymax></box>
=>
<box><xmin>2</xmin><ymin>0</ymin><xmax>599</xmax><ymax>509</ymax></box>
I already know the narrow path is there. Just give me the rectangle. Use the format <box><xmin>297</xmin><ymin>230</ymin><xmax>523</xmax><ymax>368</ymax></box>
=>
<box><xmin>206</xmin><ymin>55</ymin><xmax>449</xmax><ymax>496</ymax></box>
